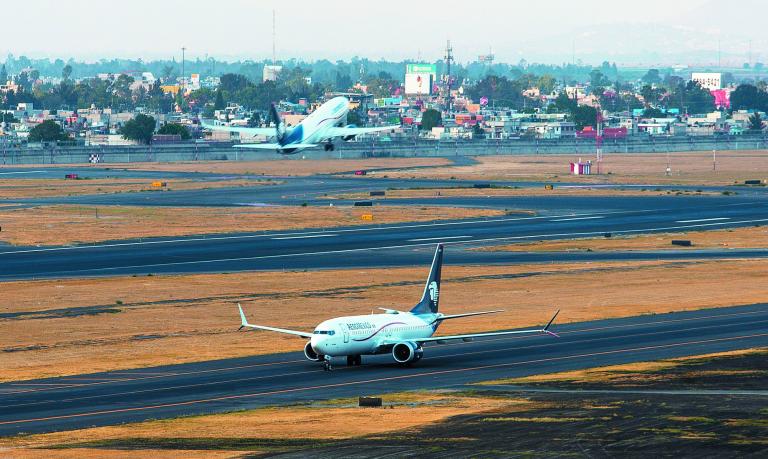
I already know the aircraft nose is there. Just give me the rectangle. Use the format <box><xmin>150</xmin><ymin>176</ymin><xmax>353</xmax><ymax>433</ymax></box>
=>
<box><xmin>311</xmin><ymin>336</ymin><xmax>327</xmax><ymax>354</ymax></box>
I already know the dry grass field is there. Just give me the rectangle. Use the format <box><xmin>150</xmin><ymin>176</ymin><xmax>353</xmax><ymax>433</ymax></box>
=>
<box><xmin>0</xmin><ymin>178</ymin><xmax>277</xmax><ymax>200</ymax></box>
<box><xmin>2</xmin><ymin>258</ymin><xmax>766</xmax><ymax>382</ymax></box>
<box><xmin>481</xmin><ymin>348</ymin><xmax>766</xmax><ymax>385</ymax></box>
<box><xmin>109</xmin><ymin>157</ymin><xmax>452</xmax><ymax>176</ymax></box>
<box><xmin>380</xmin><ymin>151</ymin><xmax>768</xmax><ymax>185</ymax></box>
<box><xmin>0</xmin><ymin>204</ymin><xmax>505</xmax><ymax>246</ymax></box>
<box><xmin>480</xmin><ymin>225</ymin><xmax>768</xmax><ymax>252</ymax></box>
<box><xmin>0</xmin><ymin>392</ymin><xmax>538</xmax><ymax>458</ymax></box>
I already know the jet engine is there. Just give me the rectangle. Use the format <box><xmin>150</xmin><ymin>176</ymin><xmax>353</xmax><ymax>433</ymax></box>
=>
<box><xmin>304</xmin><ymin>341</ymin><xmax>321</xmax><ymax>361</ymax></box>
<box><xmin>342</xmin><ymin>124</ymin><xmax>357</xmax><ymax>141</ymax></box>
<box><xmin>392</xmin><ymin>342</ymin><xmax>423</xmax><ymax>364</ymax></box>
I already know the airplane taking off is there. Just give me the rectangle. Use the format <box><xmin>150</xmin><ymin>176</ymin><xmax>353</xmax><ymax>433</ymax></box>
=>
<box><xmin>203</xmin><ymin>96</ymin><xmax>399</xmax><ymax>154</ymax></box>
<box><xmin>238</xmin><ymin>244</ymin><xmax>560</xmax><ymax>371</ymax></box>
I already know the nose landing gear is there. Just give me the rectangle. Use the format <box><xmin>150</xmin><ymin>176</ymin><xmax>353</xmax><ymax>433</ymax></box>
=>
<box><xmin>322</xmin><ymin>355</ymin><xmax>333</xmax><ymax>371</ymax></box>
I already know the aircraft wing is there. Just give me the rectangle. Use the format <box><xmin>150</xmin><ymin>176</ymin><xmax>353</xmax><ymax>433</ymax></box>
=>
<box><xmin>414</xmin><ymin>310</ymin><xmax>560</xmax><ymax>344</ymax></box>
<box><xmin>233</xmin><ymin>143</ymin><xmax>318</xmax><ymax>150</ymax></box>
<box><xmin>237</xmin><ymin>304</ymin><xmax>313</xmax><ymax>339</ymax></box>
<box><xmin>324</xmin><ymin>125</ymin><xmax>399</xmax><ymax>137</ymax></box>
<box><xmin>201</xmin><ymin>121</ymin><xmax>276</xmax><ymax>137</ymax></box>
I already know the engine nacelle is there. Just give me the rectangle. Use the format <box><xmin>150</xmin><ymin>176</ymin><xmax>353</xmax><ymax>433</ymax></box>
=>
<box><xmin>392</xmin><ymin>342</ymin><xmax>423</xmax><ymax>364</ymax></box>
<box><xmin>342</xmin><ymin>124</ymin><xmax>357</xmax><ymax>141</ymax></box>
<box><xmin>304</xmin><ymin>341</ymin><xmax>321</xmax><ymax>361</ymax></box>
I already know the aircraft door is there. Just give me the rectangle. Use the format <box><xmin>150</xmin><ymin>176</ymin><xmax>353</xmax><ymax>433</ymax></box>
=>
<box><xmin>342</xmin><ymin>324</ymin><xmax>349</xmax><ymax>343</ymax></box>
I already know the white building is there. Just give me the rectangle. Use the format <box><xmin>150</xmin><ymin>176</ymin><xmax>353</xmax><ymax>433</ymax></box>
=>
<box><xmin>691</xmin><ymin>73</ymin><xmax>722</xmax><ymax>90</ymax></box>
<box><xmin>263</xmin><ymin>65</ymin><xmax>282</xmax><ymax>82</ymax></box>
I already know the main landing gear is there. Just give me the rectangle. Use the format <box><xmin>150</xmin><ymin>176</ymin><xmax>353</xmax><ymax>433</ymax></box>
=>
<box><xmin>346</xmin><ymin>355</ymin><xmax>362</xmax><ymax>367</ymax></box>
<box><xmin>323</xmin><ymin>142</ymin><xmax>335</xmax><ymax>152</ymax></box>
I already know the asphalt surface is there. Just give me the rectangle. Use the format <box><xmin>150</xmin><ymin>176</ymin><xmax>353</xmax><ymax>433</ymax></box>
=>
<box><xmin>1</xmin><ymin>195</ymin><xmax>767</xmax><ymax>280</ymax></box>
<box><xmin>1</xmin><ymin>303</ymin><xmax>766</xmax><ymax>436</ymax></box>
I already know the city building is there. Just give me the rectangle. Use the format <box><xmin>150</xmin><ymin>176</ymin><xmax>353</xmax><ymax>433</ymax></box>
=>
<box><xmin>691</xmin><ymin>72</ymin><xmax>722</xmax><ymax>90</ymax></box>
<box><xmin>263</xmin><ymin>65</ymin><xmax>282</xmax><ymax>82</ymax></box>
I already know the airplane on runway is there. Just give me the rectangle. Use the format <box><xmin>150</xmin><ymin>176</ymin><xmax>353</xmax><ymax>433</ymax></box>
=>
<box><xmin>237</xmin><ymin>244</ymin><xmax>560</xmax><ymax>371</ymax></box>
<box><xmin>203</xmin><ymin>96</ymin><xmax>399</xmax><ymax>155</ymax></box>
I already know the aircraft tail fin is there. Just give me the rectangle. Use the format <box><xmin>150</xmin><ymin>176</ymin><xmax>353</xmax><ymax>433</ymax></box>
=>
<box><xmin>411</xmin><ymin>244</ymin><xmax>444</xmax><ymax>315</ymax></box>
<box><xmin>270</xmin><ymin>104</ymin><xmax>287</xmax><ymax>145</ymax></box>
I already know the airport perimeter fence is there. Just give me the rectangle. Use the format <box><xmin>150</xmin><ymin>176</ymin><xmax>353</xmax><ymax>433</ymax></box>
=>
<box><xmin>2</xmin><ymin>135</ymin><xmax>767</xmax><ymax>165</ymax></box>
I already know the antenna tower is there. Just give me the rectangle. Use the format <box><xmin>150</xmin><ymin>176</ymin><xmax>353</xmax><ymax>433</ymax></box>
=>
<box><xmin>444</xmin><ymin>40</ymin><xmax>454</xmax><ymax>115</ymax></box>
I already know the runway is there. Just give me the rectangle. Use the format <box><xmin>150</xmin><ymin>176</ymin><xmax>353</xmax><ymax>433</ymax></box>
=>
<box><xmin>1</xmin><ymin>303</ymin><xmax>767</xmax><ymax>436</ymax></box>
<box><xmin>1</xmin><ymin>195</ymin><xmax>767</xmax><ymax>280</ymax></box>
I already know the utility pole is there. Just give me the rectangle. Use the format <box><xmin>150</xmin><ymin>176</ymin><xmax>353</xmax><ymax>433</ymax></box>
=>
<box><xmin>444</xmin><ymin>40</ymin><xmax>454</xmax><ymax>116</ymax></box>
<box><xmin>181</xmin><ymin>46</ymin><xmax>186</xmax><ymax>92</ymax></box>
<box><xmin>272</xmin><ymin>10</ymin><xmax>276</xmax><ymax>64</ymax></box>
<box><xmin>596</xmin><ymin>105</ymin><xmax>603</xmax><ymax>174</ymax></box>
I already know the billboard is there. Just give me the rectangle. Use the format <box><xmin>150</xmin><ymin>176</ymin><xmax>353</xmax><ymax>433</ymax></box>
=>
<box><xmin>405</xmin><ymin>73</ymin><xmax>433</xmax><ymax>95</ymax></box>
<box><xmin>406</xmin><ymin>64</ymin><xmax>437</xmax><ymax>78</ymax></box>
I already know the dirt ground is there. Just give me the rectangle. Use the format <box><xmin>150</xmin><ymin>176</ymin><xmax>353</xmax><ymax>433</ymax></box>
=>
<box><xmin>482</xmin><ymin>347</ymin><xmax>767</xmax><ymax>385</ymax></box>
<box><xmin>480</xmin><ymin>225</ymin><xmax>768</xmax><ymax>252</ymax></box>
<box><xmin>379</xmin><ymin>151</ymin><xmax>768</xmax><ymax>185</ymax></box>
<box><xmin>0</xmin><ymin>204</ymin><xmax>505</xmax><ymax>246</ymax></box>
<box><xmin>0</xmin><ymin>178</ymin><xmax>277</xmax><ymax>200</ymax></box>
<box><xmin>1</xmin><ymin>259</ymin><xmax>766</xmax><ymax>382</ymax></box>
<box><xmin>3</xmin><ymin>350</ymin><xmax>766</xmax><ymax>458</ymax></box>
<box><xmin>0</xmin><ymin>392</ymin><xmax>536</xmax><ymax>458</ymax></box>
<box><xmin>100</xmin><ymin>157</ymin><xmax>452</xmax><ymax>176</ymax></box>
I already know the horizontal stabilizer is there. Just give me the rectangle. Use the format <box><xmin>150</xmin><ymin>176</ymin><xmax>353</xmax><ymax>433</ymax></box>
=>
<box><xmin>436</xmin><ymin>310</ymin><xmax>505</xmax><ymax>321</ymax></box>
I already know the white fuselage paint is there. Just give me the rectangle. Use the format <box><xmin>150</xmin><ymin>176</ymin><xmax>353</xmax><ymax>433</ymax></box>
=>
<box><xmin>310</xmin><ymin>312</ymin><xmax>440</xmax><ymax>357</ymax></box>
<box><xmin>287</xmin><ymin>96</ymin><xmax>349</xmax><ymax>146</ymax></box>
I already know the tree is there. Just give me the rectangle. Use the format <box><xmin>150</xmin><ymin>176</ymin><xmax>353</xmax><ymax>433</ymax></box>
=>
<box><xmin>589</xmin><ymin>69</ymin><xmax>610</xmax><ymax>93</ymax></box>
<box><xmin>62</xmin><ymin>64</ymin><xmax>73</xmax><ymax>81</ymax></box>
<box><xmin>641</xmin><ymin>69</ymin><xmax>662</xmax><ymax>85</ymax></box>
<box><xmin>0</xmin><ymin>64</ymin><xmax>7</xmax><ymax>84</ymax></box>
<box><xmin>748</xmin><ymin>112</ymin><xmax>764</xmax><ymax>132</ymax></box>
<box><xmin>420</xmin><ymin>108</ymin><xmax>442</xmax><ymax>131</ymax></box>
<box><xmin>120</xmin><ymin>114</ymin><xmax>156</xmax><ymax>144</ymax></box>
<box><xmin>670</xmin><ymin>81</ymin><xmax>715</xmax><ymax>114</ymax></box>
<box><xmin>553</xmin><ymin>91</ymin><xmax>577</xmax><ymax>113</ymax></box>
<box><xmin>157</xmin><ymin>122</ymin><xmax>191</xmax><ymax>139</ymax></box>
<box><xmin>214</xmin><ymin>89</ymin><xmax>225</xmax><ymax>110</ymax></box>
<box><xmin>572</xmin><ymin>105</ymin><xmax>598</xmax><ymax>130</ymax></box>
<box><xmin>28</xmin><ymin>120</ymin><xmax>70</xmax><ymax>142</ymax></box>
<box><xmin>0</xmin><ymin>112</ymin><xmax>19</xmax><ymax>124</ymax></box>
<box><xmin>730</xmin><ymin>84</ymin><xmax>768</xmax><ymax>111</ymax></box>
<box><xmin>643</xmin><ymin>107</ymin><xmax>666</xmax><ymax>118</ymax></box>
<box><xmin>346</xmin><ymin>109</ymin><xmax>363</xmax><ymax>126</ymax></box>
<box><xmin>219</xmin><ymin>73</ymin><xmax>251</xmax><ymax>93</ymax></box>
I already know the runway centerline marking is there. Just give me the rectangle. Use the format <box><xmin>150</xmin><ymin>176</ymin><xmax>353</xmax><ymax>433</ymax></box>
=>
<box><xmin>0</xmin><ymin>171</ymin><xmax>47</xmax><ymax>175</ymax></box>
<box><xmin>3</xmin><ymin>332</ymin><xmax>766</xmax><ymax>427</ymax></box>
<box><xmin>550</xmin><ymin>216</ymin><xmax>605</xmax><ymax>222</ymax></box>
<box><xmin>409</xmin><ymin>236</ymin><xmax>472</xmax><ymax>242</ymax></box>
<box><xmin>272</xmin><ymin>234</ymin><xmax>338</xmax><ymax>240</ymax></box>
<box><xmin>676</xmin><ymin>217</ymin><xmax>730</xmax><ymax>223</ymax></box>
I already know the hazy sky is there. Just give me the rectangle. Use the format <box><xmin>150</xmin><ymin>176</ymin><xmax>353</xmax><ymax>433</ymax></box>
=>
<box><xmin>2</xmin><ymin>0</ymin><xmax>762</xmax><ymax>64</ymax></box>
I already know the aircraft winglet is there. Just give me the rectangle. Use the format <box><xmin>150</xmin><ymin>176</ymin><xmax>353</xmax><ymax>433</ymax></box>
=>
<box><xmin>543</xmin><ymin>309</ymin><xmax>561</xmax><ymax>338</ymax></box>
<box><xmin>238</xmin><ymin>303</ymin><xmax>248</xmax><ymax>330</ymax></box>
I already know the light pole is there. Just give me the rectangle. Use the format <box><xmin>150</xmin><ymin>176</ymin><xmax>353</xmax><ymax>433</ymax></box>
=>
<box><xmin>181</xmin><ymin>47</ymin><xmax>187</xmax><ymax>93</ymax></box>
